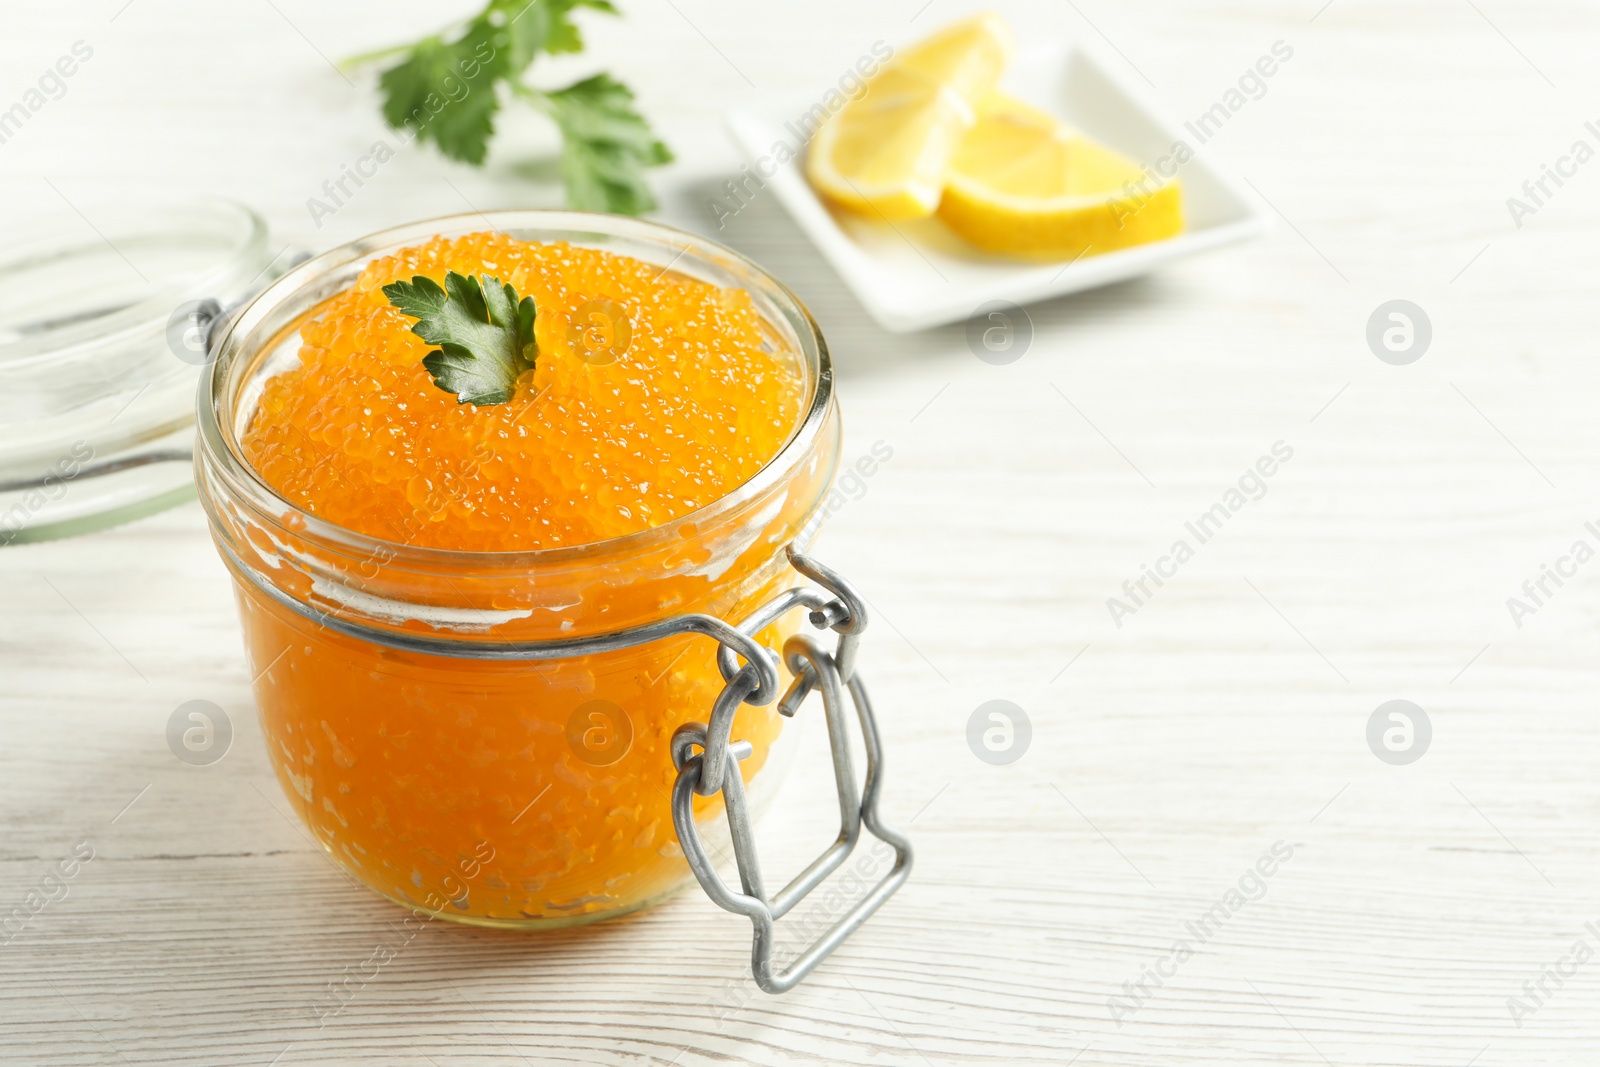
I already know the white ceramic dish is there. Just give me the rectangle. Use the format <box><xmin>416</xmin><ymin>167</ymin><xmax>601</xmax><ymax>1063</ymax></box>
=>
<box><xmin>724</xmin><ymin>40</ymin><xmax>1272</xmax><ymax>333</ymax></box>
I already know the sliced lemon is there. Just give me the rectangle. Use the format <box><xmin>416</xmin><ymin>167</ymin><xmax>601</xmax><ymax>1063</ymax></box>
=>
<box><xmin>806</xmin><ymin>12</ymin><xmax>1013</xmax><ymax>220</ymax></box>
<box><xmin>937</xmin><ymin>94</ymin><xmax>1184</xmax><ymax>259</ymax></box>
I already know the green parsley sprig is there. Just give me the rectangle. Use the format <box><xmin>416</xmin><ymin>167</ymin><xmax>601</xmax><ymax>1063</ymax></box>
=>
<box><xmin>383</xmin><ymin>271</ymin><xmax>537</xmax><ymax>405</ymax></box>
<box><xmin>344</xmin><ymin>0</ymin><xmax>672</xmax><ymax>215</ymax></box>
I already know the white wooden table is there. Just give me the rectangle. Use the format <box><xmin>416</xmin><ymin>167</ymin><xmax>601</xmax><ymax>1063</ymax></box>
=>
<box><xmin>4</xmin><ymin>1</ymin><xmax>1600</xmax><ymax>1063</ymax></box>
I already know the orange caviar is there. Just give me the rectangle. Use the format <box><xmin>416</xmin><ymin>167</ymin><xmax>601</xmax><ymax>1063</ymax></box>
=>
<box><xmin>225</xmin><ymin>230</ymin><xmax>827</xmax><ymax>926</ymax></box>
<box><xmin>243</xmin><ymin>231</ymin><xmax>804</xmax><ymax>551</ymax></box>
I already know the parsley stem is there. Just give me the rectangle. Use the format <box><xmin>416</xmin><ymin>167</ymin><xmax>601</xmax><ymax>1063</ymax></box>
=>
<box><xmin>510</xmin><ymin>82</ymin><xmax>554</xmax><ymax>113</ymax></box>
<box><xmin>340</xmin><ymin>32</ymin><xmax>463</xmax><ymax>73</ymax></box>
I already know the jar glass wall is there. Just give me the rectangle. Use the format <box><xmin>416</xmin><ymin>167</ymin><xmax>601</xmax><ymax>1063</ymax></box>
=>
<box><xmin>195</xmin><ymin>212</ymin><xmax>840</xmax><ymax>927</ymax></box>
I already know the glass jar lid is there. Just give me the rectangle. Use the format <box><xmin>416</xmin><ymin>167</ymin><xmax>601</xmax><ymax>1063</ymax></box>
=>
<box><xmin>0</xmin><ymin>197</ymin><xmax>289</xmax><ymax>544</ymax></box>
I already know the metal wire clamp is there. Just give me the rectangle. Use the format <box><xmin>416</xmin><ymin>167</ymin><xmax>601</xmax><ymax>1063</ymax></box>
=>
<box><xmin>218</xmin><ymin>536</ymin><xmax>910</xmax><ymax>992</ymax></box>
<box><xmin>670</xmin><ymin>547</ymin><xmax>913</xmax><ymax>994</ymax></box>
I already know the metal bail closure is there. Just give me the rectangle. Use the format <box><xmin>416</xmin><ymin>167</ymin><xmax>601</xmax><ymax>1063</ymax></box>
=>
<box><xmin>669</xmin><ymin>548</ymin><xmax>912</xmax><ymax>994</ymax></box>
<box><xmin>216</xmin><ymin>533</ymin><xmax>907</xmax><ymax>992</ymax></box>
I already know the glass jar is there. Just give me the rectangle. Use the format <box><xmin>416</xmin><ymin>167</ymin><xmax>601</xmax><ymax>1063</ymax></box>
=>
<box><xmin>194</xmin><ymin>212</ymin><xmax>843</xmax><ymax>929</ymax></box>
<box><xmin>0</xmin><ymin>198</ymin><xmax>285</xmax><ymax>544</ymax></box>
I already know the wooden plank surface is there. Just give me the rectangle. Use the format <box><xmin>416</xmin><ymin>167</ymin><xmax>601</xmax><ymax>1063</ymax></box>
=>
<box><xmin>4</xmin><ymin>0</ymin><xmax>1600</xmax><ymax>1063</ymax></box>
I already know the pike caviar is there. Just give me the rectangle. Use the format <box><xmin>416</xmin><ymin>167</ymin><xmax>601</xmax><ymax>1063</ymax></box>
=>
<box><xmin>242</xmin><ymin>231</ymin><xmax>804</xmax><ymax>551</ymax></box>
<box><xmin>230</xmin><ymin>231</ymin><xmax>819</xmax><ymax>925</ymax></box>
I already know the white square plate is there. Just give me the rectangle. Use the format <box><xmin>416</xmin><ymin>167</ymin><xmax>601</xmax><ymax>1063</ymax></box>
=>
<box><xmin>724</xmin><ymin>41</ymin><xmax>1271</xmax><ymax>333</ymax></box>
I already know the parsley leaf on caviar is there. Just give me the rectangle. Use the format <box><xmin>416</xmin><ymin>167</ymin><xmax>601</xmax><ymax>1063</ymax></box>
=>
<box><xmin>352</xmin><ymin>0</ymin><xmax>669</xmax><ymax>214</ymax></box>
<box><xmin>382</xmin><ymin>271</ymin><xmax>536</xmax><ymax>406</ymax></box>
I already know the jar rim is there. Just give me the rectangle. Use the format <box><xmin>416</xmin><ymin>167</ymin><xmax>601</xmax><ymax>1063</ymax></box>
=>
<box><xmin>195</xmin><ymin>209</ymin><xmax>834</xmax><ymax>570</ymax></box>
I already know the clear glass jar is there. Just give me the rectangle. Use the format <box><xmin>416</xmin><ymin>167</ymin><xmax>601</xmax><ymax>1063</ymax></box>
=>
<box><xmin>195</xmin><ymin>211</ymin><xmax>840</xmax><ymax>927</ymax></box>
<box><xmin>0</xmin><ymin>199</ymin><xmax>283</xmax><ymax>543</ymax></box>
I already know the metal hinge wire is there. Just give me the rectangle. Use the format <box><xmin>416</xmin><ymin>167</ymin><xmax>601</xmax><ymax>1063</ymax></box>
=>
<box><xmin>669</xmin><ymin>547</ymin><xmax>912</xmax><ymax>994</ymax></box>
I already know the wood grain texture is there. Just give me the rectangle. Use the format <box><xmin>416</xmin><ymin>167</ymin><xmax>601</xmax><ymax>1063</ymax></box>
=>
<box><xmin>4</xmin><ymin>0</ymin><xmax>1600</xmax><ymax>1063</ymax></box>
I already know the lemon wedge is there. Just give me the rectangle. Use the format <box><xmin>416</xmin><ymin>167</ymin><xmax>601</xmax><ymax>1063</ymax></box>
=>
<box><xmin>806</xmin><ymin>12</ymin><xmax>1013</xmax><ymax>220</ymax></box>
<box><xmin>937</xmin><ymin>94</ymin><xmax>1184</xmax><ymax>259</ymax></box>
